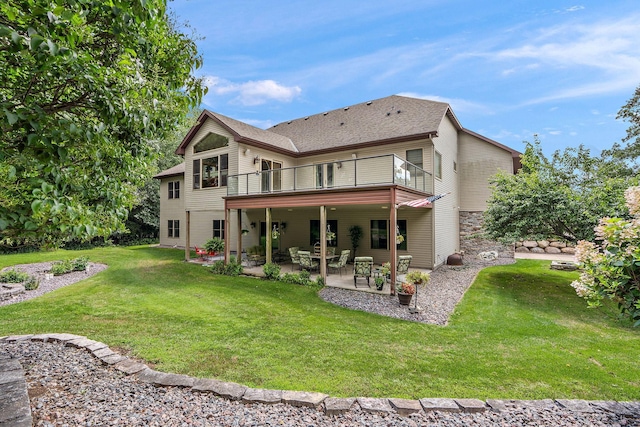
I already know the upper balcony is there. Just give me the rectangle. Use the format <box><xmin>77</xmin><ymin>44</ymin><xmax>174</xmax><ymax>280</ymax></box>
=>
<box><xmin>227</xmin><ymin>154</ymin><xmax>432</xmax><ymax>197</ymax></box>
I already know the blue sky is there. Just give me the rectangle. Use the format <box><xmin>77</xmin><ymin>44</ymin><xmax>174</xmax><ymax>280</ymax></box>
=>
<box><xmin>168</xmin><ymin>0</ymin><xmax>640</xmax><ymax>156</ymax></box>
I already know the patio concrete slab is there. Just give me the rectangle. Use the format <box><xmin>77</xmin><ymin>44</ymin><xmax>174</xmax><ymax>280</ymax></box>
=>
<box><xmin>455</xmin><ymin>398</ymin><xmax>486</xmax><ymax>413</ymax></box>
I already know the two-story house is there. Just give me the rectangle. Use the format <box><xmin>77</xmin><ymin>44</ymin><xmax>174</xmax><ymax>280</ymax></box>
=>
<box><xmin>155</xmin><ymin>95</ymin><xmax>519</xmax><ymax>285</ymax></box>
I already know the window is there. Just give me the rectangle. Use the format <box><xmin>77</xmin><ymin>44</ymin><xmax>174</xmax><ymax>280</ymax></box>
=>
<box><xmin>193</xmin><ymin>154</ymin><xmax>228</xmax><ymax>189</ymax></box>
<box><xmin>168</xmin><ymin>181</ymin><xmax>180</xmax><ymax>199</ymax></box>
<box><xmin>396</xmin><ymin>220</ymin><xmax>407</xmax><ymax>251</ymax></box>
<box><xmin>192</xmin><ymin>159</ymin><xmax>200</xmax><ymax>189</ymax></box>
<box><xmin>212</xmin><ymin>220</ymin><xmax>225</xmax><ymax>239</ymax></box>
<box><xmin>370</xmin><ymin>220</ymin><xmax>388</xmax><ymax>249</ymax></box>
<box><xmin>406</xmin><ymin>149</ymin><xmax>423</xmax><ymax>169</ymax></box>
<box><xmin>261</xmin><ymin>159</ymin><xmax>282</xmax><ymax>192</ymax></box>
<box><xmin>315</xmin><ymin>163</ymin><xmax>334</xmax><ymax>188</ymax></box>
<box><xmin>168</xmin><ymin>220</ymin><xmax>180</xmax><ymax>238</ymax></box>
<box><xmin>193</xmin><ymin>133</ymin><xmax>228</xmax><ymax>153</ymax></box>
<box><xmin>310</xmin><ymin>220</ymin><xmax>338</xmax><ymax>247</ymax></box>
<box><xmin>434</xmin><ymin>151</ymin><xmax>442</xmax><ymax>179</ymax></box>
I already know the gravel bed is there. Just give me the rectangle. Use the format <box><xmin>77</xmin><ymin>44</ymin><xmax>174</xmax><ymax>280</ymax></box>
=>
<box><xmin>320</xmin><ymin>258</ymin><xmax>516</xmax><ymax>325</ymax></box>
<box><xmin>0</xmin><ymin>262</ymin><xmax>107</xmax><ymax>307</ymax></box>
<box><xmin>2</xmin><ymin>340</ymin><xmax>637</xmax><ymax>427</ymax></box>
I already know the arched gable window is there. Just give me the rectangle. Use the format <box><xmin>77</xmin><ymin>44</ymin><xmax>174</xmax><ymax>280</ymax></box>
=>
<box><xmin>193</xmin><ymin>133</ymin><xmax>228</xmax><ymax>153</ymax></box>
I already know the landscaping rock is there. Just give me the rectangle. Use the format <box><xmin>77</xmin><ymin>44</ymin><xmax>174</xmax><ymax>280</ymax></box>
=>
<box><xmin>544</xmin><ymin>246</ymin><xmax>562</xmax><ymax>254</ymax></box>
<box><xmin>515</xmin><ymin>246</ymin><xmax>530</xmax><ymax>253</ymax></box>
<box><xmin>537</xmin><ymin>240</ymin><xmax>550</xmax><ymax>248</ymax></box>
<box><xmin>114</xmin><ymin>359</ymin><xmax>147</xmax><ymax>375</ymax></box>
<box><xmin>420</xmin><ymin>398</ymin><xmax>460</xmax><ymax>412</ymax></box>
<box><xmin>241</xmin><ymin>388</ymin><xmax>282</xmax><ymax>405</ymax></box>
<box><xmin>556</xmin><ymin>399</ymin><xmax>596</xmax><ymax>413</ymax></box>
<box><xmin>549</xmin><ymin>241</ymin><xmax>567</xmax><ymax>248</ymax></box>
<box><xmin>281</xmin><ymin>390</ymin><xmax>328</xmax><ymax>407</ymax></box>
<box><xmin>455</xmin><ymin>398</ymin><xmax>486</xmax><ymax>412</ymax></box>
<box><xmin>530</xmin><ymin>247</ymin><xmax>545</xmax><ymax>253</ymax></box>
<box><xmin>192</xmin><ymin>378</ymin><xmax>247</xmax><ymax>400</ymax></box>
<box><xmin>324</xmin><ymin>397</ymin><xmax>355</xmax><ymax>415</ymax></box>
<box><xmin>561</xmin><ymin>247</ymin><xmax>576</xmax><ymax>254</ymax></box>
<box><xmin>388</xmin><ymin>398</ymin><xmax>422</xmax><ymax>416</ymax></box>
<box><xmin>356</xmin><ymin>397</ymin><xmax>393</xmax><ymax>413</ymax></box>
<box><xmin>486</xmin><ymin>399</ymin><xmax>508</xmax><ymax>412</ymax></box>
<box><xmin>522</xmin><ymin>240</ymin><xmax>538</xmax><ymax>248</ymax></box>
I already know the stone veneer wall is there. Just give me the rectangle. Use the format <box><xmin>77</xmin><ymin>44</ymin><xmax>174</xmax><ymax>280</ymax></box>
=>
<box><xmin>459</xmin><ymin>211</ymin><xmax>514</xmax><ymax>259</ymax></box>
<box><xmin>515</xmin><ymin>240</ymin><xmax>575</xmax><ymax>255</ymax></box>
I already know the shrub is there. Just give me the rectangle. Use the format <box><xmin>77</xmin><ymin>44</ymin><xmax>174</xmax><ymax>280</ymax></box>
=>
<box><xmin>281</xmin><ymin>272</ymin><xmax>311</xmax><ymax>286</ymax></box>
<box><xmin>262</xmin><ymin>263</ymin><xmax>281</xmax><ymax>280</ymax></box>
<box><xmin>0</xmin><ymin>268</ymin><xmax>30</xmax><ymax>283</ymax></box>
<box><xmin>209</xmin><ymin>256</ymin><xmax>243</xmax><ymax>276</ymax></box>
<box><xmin>72</xmin><ymin>256</ymin><xmax>89</xmax><ymax>271</ymax></box>
<box><xmin>51</xmin><ymin>259</ymin><xmax>73</xmax><ymax>275</ymax></box>
<box><xmin>204</xmin><ymin>237</ymin><xmax>224</xmax><ymax>254</ymax></box>
<box><xmin>23</xmin><ymin>276</ymin><xmax>40</xmax><ymax>290</ymax></box>
<box><xmin>571</xmin><ymin>186</ymin><xmax>640</xmax><ymax>327</ymax></box>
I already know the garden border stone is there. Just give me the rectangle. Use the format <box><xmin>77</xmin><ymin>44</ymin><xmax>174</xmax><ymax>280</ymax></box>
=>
<box><xmin>1</xmin><ymin>333</ymin><xmax>639</xmax><ymax>420</ymax></box>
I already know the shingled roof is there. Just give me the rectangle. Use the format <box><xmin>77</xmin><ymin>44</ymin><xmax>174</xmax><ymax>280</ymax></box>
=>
<box><xmin>268</xmin><ymin>95</ymin><xmax>454</xmax><ymax>154</ymax></box>
<box><xmin>175</xmin><ymin>95</ymin><xmax>518</xmax><ymax>158</ymax></box>
<box><xmin>176</xmin><ymin>110</ymin><xmax>296</xmax><ymax>155</ymax></box>
<box><xmin>153</xmin><ymin>162</ymin><xmax>184</xmax><ymax>179</ymax></box>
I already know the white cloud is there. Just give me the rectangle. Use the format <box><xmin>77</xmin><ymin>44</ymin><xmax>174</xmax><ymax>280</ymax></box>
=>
<box><xmin>203</xmin><ymin>76</ymin><xmax>301</xmax><ymax>106</ymax></box>
<box><xmin>491</xmin><ymin>16</ymin><xmax>640</xmax><ymax>104</ymax></box>
<box><xmin>396</xmin><ymin>92</ymin><xmax>491</xmax><ymax>115</ymax></box>
<box><xmin>565</xmin><ymin>6</ymin><xmax>585</xmax><ymax>13</ymax></box>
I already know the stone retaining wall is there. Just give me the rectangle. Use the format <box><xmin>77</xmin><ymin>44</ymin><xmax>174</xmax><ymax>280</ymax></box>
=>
<box><xmin>515</xmin><ymin>240</ymin><xmax>575</xmax><ymax>255</ymax></box>
<box><xmin>459</xmin><ymin>211</ymin><xmax>514</xmax><ymax>259</ymax></box>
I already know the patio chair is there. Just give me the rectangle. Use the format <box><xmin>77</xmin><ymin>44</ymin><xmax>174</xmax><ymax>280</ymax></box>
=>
<box><xmin>328</xmin><ymin>249</ymin><xmax>350</xmax><ymax>276</ymax></box>
<box><xmin>195</xmin><ymin>246</ymin><xmax>208</xmax><ymax>260</ymax></box>
<box><xmin>288</xmin><ymin>247</ymin><xmax>301</xmax><ymax>271</ymax></box>
<box><xmin>396</xmin><ymin>255</ymin><xmax>412</xmax><ymax>283</ymax></box>
<box><xmin>298</xmin><ymin>250</ymin><xmax>319</xmax><ymax>272</ymax></box>
<box><xmin>313</xmin><ymin>242</ymin><xmax>321</xmax><ymax>256</ymax></box>
<box><xmin>353</xmin><ymin>256</ymin><xmax>373</xmax><ymax>288</ymax></box>
<box><xmin>326</xmin><ymin>247</ymin><xmax>336</xmax><ymax>256</ymax></box>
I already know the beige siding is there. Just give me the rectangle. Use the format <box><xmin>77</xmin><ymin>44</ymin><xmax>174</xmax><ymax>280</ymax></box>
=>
<box><xmin>458</xmin><ymin>133</ymin><xmax>514</xmax><ymax>212</ymax></box>
<box><xmin>432</xmin><ymin>117</ymin><xmax>460</xmax><ymax>267</ymax></box>
<box><xmin>158</xmin><ymin>176</ymin><xmax>185</xmax><ymax>248</ymax></box>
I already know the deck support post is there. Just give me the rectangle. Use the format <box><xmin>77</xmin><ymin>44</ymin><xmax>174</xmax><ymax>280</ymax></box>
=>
<box><xmin>320</xmin><ymin>205</ymin><xmax>327</xmax><ymax>282</ymax></box>
<box><xmin>185</xmin><ymin>210</ymin><xmax>191</xmax><ymax>261</ymax></box>
<box><xmin>390</xmin><ymin>188</ymin><xmax>397</xmax><ymax>295</ymax></box>
<box><xmin>266</xmin><ymin>207</ymin><xmax>272</xmax><ymax>264</ymax></box>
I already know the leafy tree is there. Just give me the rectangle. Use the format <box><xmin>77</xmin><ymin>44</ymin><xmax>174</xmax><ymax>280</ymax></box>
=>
<box><xmin>484</xmin><ymin>138</ymin><xmax>638</xmax><ymax>243</ymax></box>
<box><xmin>114</xmin><ymin>109</ymin><xmax>197</xmax><ymax>244</ymax></box>
<box><xmin>571</xmin><ymin>187</ymin><xmax>640</xmax><ymax>327</ymax></box>
<box><xmin>0</xmin><ymin>0</ymin><xmax>204</xmax><ymax>248</ymax></box>
<box><xmin>603</xmin><ymin>84</ymin><xmax>640</xmax><ymax>167</ymax></box>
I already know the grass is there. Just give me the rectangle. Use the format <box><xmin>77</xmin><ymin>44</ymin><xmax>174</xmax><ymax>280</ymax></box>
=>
<box><xmin>1</xmin><ymin>247</ymin><xmax>639</xmax><ymax>400</ymax></box>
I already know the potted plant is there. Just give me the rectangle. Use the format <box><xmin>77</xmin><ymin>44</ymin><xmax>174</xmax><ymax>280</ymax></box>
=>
<box><xmin>396</xmin><ymin>234</ymin><xmax>404</xmax><ymax>245</ymax></box>
<box><xmin>381</xmin><ymin>262</ymin><xmax>391</xmax><ymax>279</ymax></box>
<box><xmin>396</xmin><ymin>282</ymin><xmax>415</xmax><ymax>305</ymax></box>
<box><xmin>348</xmin><ymin>225</ymin><xmax>363</xmax><ymax>261</ymax></box>
<box><xmin>374</xmin><ymin>276</ymin><xmax>385</xmax><ymax>291</ymax></box>
<box><xmin>204</xmin><ymin>237</ymin><xmax>225</xmax><ymax>256</ymax></box>
<box><xmin>405</xmin><ymin>270</ymin><xmax>430</xmax><ymax>286</ymax></box>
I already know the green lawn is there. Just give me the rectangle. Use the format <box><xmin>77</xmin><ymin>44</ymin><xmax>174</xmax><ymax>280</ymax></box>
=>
<box><xmin>1</xmin><ymin>246</ymin><xmax>638</xmax><ymax>400</ymax></box>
